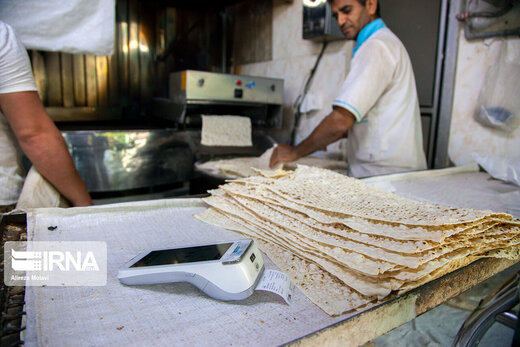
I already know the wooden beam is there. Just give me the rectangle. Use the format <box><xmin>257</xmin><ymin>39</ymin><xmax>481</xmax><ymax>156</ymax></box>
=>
<box><xmin>290</xmin><ymin>258</ymin><xmax>519</xmax><ymax>347</ymax></box>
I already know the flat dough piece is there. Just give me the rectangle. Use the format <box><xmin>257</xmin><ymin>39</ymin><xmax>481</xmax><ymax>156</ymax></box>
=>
<box><xmin>204</xmin><ymin>193</ymin><xmax>399</xmax><ymax>275</ymax></box>
<box><xmin>200</xmin><ymin>196</ymin><xmax>398</xmax><ymax>297</ymax></box>
<box><xmin>233</xmin><ymin>166</ymin><xmax>511</xmax><ymax>226</ymax></box>
<box><xmin>221</xmin><ymin>182</ymin><xmax>468</xmax><ymax>242</ymax></box>
<box><xmin>194</xmin><ymin>207</ymin><xmax>377</xmax><ymax>316</ymax></box>
<box><xmin>196</xmin><ymin>147</ymin><xmax>347</xmax><ymax>179</ymax></box>
<box><xmin>196</xmin><ymin>147</ymin><xmax>282</xmax><ymax>179</ymax></box>
<box><xmin>202</xmin><ymin>191</ymin><xmax>520</xmax><ymax>282</ymax></box>
<box><xmin>224</xmin><ymin>193</ymin><xmax>518</xmax><ymax>269</ymax></box>
<box><xmin>218</xmin><ymin>147</ymin><xmax>282</xmax><ymax>177</ymax></box>
<box><xmin>194</xmin><ymin>165</ymin><xmax>520</xmax><ymax>316</ymax></box>
<box><xmin>285</xmin><ymin>156</ymin><xmax>347</xmax><ymax>172</ymax></box>
<box><xmin>201</xmin><ymin>115</ymin><xmax>253</xmax><ymax>147</ymax></box>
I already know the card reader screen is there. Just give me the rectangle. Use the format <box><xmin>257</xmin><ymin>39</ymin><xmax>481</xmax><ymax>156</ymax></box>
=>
<box><xmin>130</xmin><ymin>243</ymin><xmax>233</xmax><ymax>268</ymax></box>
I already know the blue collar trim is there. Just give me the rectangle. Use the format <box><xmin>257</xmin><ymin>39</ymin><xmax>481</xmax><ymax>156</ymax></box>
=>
<box><xmin>353</xmin><ymin>18</ymin><xmax>386</xmax><ymax>56</ymax></box>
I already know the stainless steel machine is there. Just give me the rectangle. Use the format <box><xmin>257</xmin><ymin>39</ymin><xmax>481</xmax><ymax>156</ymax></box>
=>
<box><xmin>162</xmin><ymin>70</ymin><xmax>284</xmax><ymax>193</ymax></box>
<box><xmin>153</xmin><ymin>70</ymin><xmax>283</xmax><ymax>159</ymax></box>
<box><xmin>63</xmin><ymin>70</ymin><xmax>284</xmax><ymax>202</ymax></box>
<box><xmin>156</xmin><ymin>70</ymin><xmax>283</xmax><ymax>130</ymax></box>
<box><xmin>62</xmin><ymin>129</ymin><xmax>195</xmax><ymax>204</ymax></box>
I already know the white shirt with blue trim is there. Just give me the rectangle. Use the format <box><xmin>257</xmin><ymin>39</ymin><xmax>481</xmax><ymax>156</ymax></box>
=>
<box><xmin>332</xmin><ymin>19</ymin><xmax>427</xmax><ymax>178</ymax></box>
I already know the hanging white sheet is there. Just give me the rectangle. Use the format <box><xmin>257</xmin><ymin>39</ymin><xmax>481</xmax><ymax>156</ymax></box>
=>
<box><xmin>0</xmin><ymin>0</ymin><xmax>115</xmax><ymax>56</ymax></box>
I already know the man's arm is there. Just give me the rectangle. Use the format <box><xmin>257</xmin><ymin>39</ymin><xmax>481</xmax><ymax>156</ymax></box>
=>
<box><xmin>0</xmin><ymin>91</ymin><xmax>92</xmax><ymax>206</ymax></box>
<box><xmin>269</xmin><ymin>106</ymin><xmax>356</xmax><ymax>168</ymax></box>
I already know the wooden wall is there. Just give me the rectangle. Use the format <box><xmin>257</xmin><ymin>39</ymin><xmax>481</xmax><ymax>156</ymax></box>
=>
<box><xmin>231</xmin><ymin>0</ymin><xmax>273</xmax><ymax>65</ymax></box>
<box><xmin>29</xmin><ymin>0</ymin><xmax>226</xmax><ymax>123</ymax></box>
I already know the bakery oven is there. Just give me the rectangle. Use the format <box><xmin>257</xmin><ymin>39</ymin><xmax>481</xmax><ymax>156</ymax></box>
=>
<box><xmin>63</xmin><ymin>70</ymin><xmax>284</xmax><ymax>203</ymax></box>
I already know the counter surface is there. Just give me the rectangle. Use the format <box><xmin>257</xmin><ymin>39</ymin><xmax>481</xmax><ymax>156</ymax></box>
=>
<box><xmin>16</xmin><ymin>169</ymin><xmax>520</xmax><ymax>346</ymax></box>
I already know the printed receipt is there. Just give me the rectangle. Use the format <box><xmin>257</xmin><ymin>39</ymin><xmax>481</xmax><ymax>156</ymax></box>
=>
<box><xmin>255</xmin><ymin>269</ymin><xmax>295</xmax><ymax>305</ymax></box>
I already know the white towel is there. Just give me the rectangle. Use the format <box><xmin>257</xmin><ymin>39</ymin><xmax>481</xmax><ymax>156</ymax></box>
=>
<box><xmin>0</xmin><ymin>0</ymin><xmax>115</xmax><ymax>56</ymax></box>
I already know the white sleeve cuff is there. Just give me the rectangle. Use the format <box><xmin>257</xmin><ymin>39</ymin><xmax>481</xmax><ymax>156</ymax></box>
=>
<box><xmin>332</xmin><ymin>99</ymin><xmax>363</xmax><ymax>122</ymax></box>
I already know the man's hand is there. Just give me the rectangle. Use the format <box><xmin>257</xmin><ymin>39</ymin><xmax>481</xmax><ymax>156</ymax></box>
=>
<box><xmin>269</xmin><ymin>107</ymin><xmax>354</xmax><ymax>169</ymax></box>
<box><xmin>269</xmin><ymin>144</ymin><xmax>301</xmax><ymax>168</ymax></box>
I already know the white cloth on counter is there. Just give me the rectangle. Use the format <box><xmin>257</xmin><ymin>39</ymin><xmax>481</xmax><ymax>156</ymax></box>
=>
<box><xmin>15</xmin><ymin>167</ymin><xmax>69</xmax><ymax>209</ymax></box>
<box><xmin>0</xmin><ymin>21</ymin><xmax>38</xmax><ymax>205</ymax></box>
<box><xmin>0</xmin><ymin>0</ymin><xmax>115</xmax><ymax>56</ymax></box>
<box><xmin>332</xmin><ymin>23</ymin><xmax>427</xmax><ymax>178</ymax></box>
<box><xmin>23</xmin><ymin>198</ymin><xmax>343</xmax><ymax>346</ymax></box>
<box><xmin>22</xmin><ymin>171</ymin><xmax>520</xmax><ymax>345</ymax></box>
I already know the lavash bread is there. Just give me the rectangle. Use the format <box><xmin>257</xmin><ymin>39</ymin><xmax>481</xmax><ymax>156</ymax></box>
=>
<box><xmin>196</xmin><ymin>146</ymin><xmax>347</xmax><ymax>179</ymax></box>
<box><xmin>194</xmin><ymin>165</ymin><xmax>520</xmax><ymax>316</ymax></box>
<box><xmin>201</xmin><ymin>115</ymin><xmax>253</xmax><ymax>147</ymax></box>
<box><xmin>195</xmin><ymin>207</ymin><xmax>377</xmax><ymax>315</ymax></box>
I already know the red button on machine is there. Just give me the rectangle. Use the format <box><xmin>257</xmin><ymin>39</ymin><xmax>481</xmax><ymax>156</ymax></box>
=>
<box><xmin>236</xmin><ymin>80</ymin><xmax>242</xmax><ymax>86</ymax></box>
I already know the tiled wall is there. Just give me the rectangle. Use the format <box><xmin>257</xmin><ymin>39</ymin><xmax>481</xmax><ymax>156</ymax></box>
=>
<box><xmin>233</xmin><ymin>0</ymin><xmax>353</xmax><ymax>159</ymax></box>
<box><xmin>234</xmin><ymin>1</ymin><xmax>520</xmax><ymax>166</ymax></box>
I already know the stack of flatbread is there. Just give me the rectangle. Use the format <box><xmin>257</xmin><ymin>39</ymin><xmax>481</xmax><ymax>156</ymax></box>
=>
<box><xmin>194</xmin><ymin>165</ymin><xmax>520</xmax><ymax>316</ymax></box>
<box><xmin>196</xmin><ymin>147</ymin><xmax>347</xmax><ymax>179</ymax></box>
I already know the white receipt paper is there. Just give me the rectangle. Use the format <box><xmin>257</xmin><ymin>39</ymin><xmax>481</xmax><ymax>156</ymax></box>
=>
<box><xmin>255</xmin><ymin>269</ymin><xmax>295</xmax><ymax>305</ymax></box>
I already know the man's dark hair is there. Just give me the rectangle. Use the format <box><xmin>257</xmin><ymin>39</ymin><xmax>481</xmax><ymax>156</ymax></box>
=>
<box><xmin>327</xmin><ymin>0</ymin><xmax>381</xmax><ymax>18</ymax></box>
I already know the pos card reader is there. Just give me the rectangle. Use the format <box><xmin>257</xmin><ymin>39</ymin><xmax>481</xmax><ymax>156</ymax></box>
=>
<box><xmin>117</xmin><ymin>239</ymin><xmax>265</xmax><ymax>301</ymax></box>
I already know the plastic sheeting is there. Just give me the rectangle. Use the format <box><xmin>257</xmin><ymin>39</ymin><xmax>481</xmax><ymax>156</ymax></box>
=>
<box><xmin>472</xmin><ymin>152</ymin><xmax>520</xmax><ymax>187</ymax></box>
<box><xmin>0</xmin><ymin>0</ymin><xmax>115</xmax><ymax>56</ymax></box>
<box><xmin>474</xmin><ymin>41</ymin><xmax>520</xmax><ymax>133</ymax></box>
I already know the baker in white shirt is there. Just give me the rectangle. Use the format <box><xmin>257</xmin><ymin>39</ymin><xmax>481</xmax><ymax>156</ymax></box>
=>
<box><xmin>270</xmin><ymin>0</ymin><xmax>427</xmax><ymax>178</ymax></box>
<box><xmin>0</xmin><ymin>20</ymin><xmax>92</xmax><ymax>207</ymax></box>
